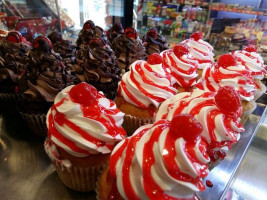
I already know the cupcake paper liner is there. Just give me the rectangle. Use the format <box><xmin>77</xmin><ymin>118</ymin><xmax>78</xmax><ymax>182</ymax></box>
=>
<box><xmin>241</xmin><ymin>101</ymin><xmax>257</xmax><ymax>125</ymax></box>
<box><xmin>19</xmin><ymin>112</ymin><xmax>47</xmax><ymax>137</ymax></box>
<box><xmin>0</xmin><ymin>93</ymin><xmax>19</xmax><ymax>103</ymax></box>
<box><xmin>254</xmin><ymin>83</ymin><xmax>266</xmax><ymax>101</ymax></box>
<box><xmin>53</xmin><ymin>161</ymin><xmax>108</xmax><ymax>192</ymax></box>
<box><xmin>123</xmin><ymin>114</ymin><xmax>155</xmax><ymax>136</ymax></box>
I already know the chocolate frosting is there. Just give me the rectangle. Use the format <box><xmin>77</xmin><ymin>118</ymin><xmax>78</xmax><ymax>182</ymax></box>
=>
<box><xmin>107</xmin><ymin>21</ymin><xmax>124</xmax><ymax>43</ymax></box>
<box><xmin>48</xmin><ymin>31</ymin><xmax>76</xmax><ymax>67</ymax></box>
<box><xmin>20</xmin><ymin>36</ymin><xmax>78</xmax><ymax>111</ymax></box>
<box><xmin>76</xmin><ymin>20</ymin><xmax>108</xmax><ymax>48</ymax></box>
<box><xmin>72</xmin><ymin>37</ymin><xmax>121</xmax><ymax>100</ymax></box>
<box><xmin>142</xmin><ymin>28</ymin><xmax>169</xmax><ymax>55</ymax></box>
<box><xmin>111</xmin><ymin>30</ymin><xmax>146</xmax><ymax>73</ymax></box>
<box><xmin>0</xmin><ymin>31</ymin><xmax>32</xmax><ymax>92</ymax></box>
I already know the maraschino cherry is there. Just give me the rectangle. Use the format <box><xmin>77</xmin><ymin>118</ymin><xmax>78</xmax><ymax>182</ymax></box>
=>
<box><xmin>244</xmin><ymin>44</ymin><xmax>258</xmax><ymax>53</ymax></box>
<box><xmin>69</xmin><ymin>82</ymin><xmax>98</xmax><ymax>105</ymax></box>
<box><xmin>190</xmin><ymin>31</ymin><xmax>203</xmax><ymax>41</ymax></box>
<box><xmin>173</xmin><ymin>43</ymin><xmax>189</xmax><ymax>58</ymax></box>
<box><xmin>217</xmin><ymin>54</ymin><xmax>236</xmax><ymax>68</ymax></box>
<box><xmin>147</xmin><ymin>28</ymin><xmax>159</xmax><ymax>38</ymax></box>
<box><xmin>170</xmin><ymin>114</ymin><xmax>203</xmax><ymax>142</ymax></box>
<box><xmin>147</xmin><ymin>53</ymin><xmax>163</xmax><ymax>65</ymax></box>
<box><xmin>124</xmin><ymin>27</ymin><xmax>138</xmax><ymax>39</ymax></box>
<box><xmin>33</xmin><ymin>36</ymin><xmax>53</xmax><ymax>51</ymax></box>
<box><xmin>6</xmin><ymin>31</ymin><xmax>22</xmax><ymax>43</ymax></box>
<box><xmin>215</xmin><ymin>85</ymin><xmax>241</xmax><ymax>115</ymax></box>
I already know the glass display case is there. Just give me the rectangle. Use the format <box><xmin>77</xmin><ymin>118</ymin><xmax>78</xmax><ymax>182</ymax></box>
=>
<box><xmin>0</xmin><ymin>1</ymin><xmax>267</xmax><ymax>200</ymax></box>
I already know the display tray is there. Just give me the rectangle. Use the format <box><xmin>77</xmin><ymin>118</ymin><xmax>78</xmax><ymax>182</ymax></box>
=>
<box><xmin>0</xmin><ymin>94</ymin><xmax>267</xmax><ymax>200</ymax></box>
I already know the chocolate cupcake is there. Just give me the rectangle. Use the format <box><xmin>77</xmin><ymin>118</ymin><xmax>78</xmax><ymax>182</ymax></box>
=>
<box><xmin>0</xmin><ymin>31</ymin><xmax>32</xmax><ymax>104</ymax></box>
<box><xmin>47</xmin><ymin>31</ymin><xmax>76</xmax><ymax>67</ymax></box>
<box><xmin>76</xmin><ymin>20</ymin><xmax>108</xmax><ymax>48</ymax></box>
<box><xmin>106</xmin><ymin>21</ymin><xmax>124</xmax><ymax>44</ymax></box>
<box><xmin>111</xmin><ymin>27</ymin><xmax>146</xmax><ymax>73</ymax></box>
<box><xmin>142</xmin><ymin>28</ymin><xmax>169</xmax><ymax>55</ymax></box>
<box><xmin>18</xmin><ymin>36</ymin><xmax>78</xmax><ymax>136</ymax></box>
<box><xmin>72</xmin><ymin>37</ymin><xmax>121</xmax><ymax>100</ymax></box>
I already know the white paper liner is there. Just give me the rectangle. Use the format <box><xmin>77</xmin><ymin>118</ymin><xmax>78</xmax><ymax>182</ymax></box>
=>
<box><xmin>254</xmin><ymin>82</ymin><xmax>266</xmax><ymax>101</ymax></box>
<box><xmin>20</xmin><ymin>112</ymin><xmax>47</xmax><ymax>137</ymax></box>
<box><xmin>122</xmin><ymin>114</ymin><xmax>155</xmax><ymax>136</ymax></box>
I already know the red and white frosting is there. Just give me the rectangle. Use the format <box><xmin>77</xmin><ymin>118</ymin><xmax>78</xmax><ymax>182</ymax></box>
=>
<box><xmin>156</xmin><ymin>88</ymin><xmax>244</xmax><ymax>162</ymax></box>
<box><xmin>45</xmin><ymin>83</ymin><xmax>126</xmax><ymax>162</ymax></box>
<box><xmin>109</xmin><ymin>116</ymin><xmax>210</xmax><ymax>200</ymax></box>
<box><xmin>118</xmin><ymin>55</ymin><xmax>177</xmax><ymax>108</ymax></box>
<box><xmin>161</xmin><ymin>44</ymin><xmax>199</xmax><ymax>88</ymax></box>
<box><xmin>196</xmin><ymin>55</ymin><xmax>257</xmax><ymax>101</ymax></box>
<box><xmin>181</xmin><ymin>32</ymin><xmax>214</xmax><ymax>69</ymax></box>
<box><xmin>232</xmin><ymin>45</ymin><xmax>266</xmax><ymax>80</ymax></box>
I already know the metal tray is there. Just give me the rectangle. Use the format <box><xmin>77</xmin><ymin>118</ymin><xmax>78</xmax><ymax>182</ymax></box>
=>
<box><xmin>0</xmin><ymin>94</ymin><xmax>266</xmax><ymax>200</ymax></box>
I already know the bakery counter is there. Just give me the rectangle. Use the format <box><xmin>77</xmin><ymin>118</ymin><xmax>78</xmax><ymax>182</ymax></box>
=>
<box><xmin>0</xmin><ymin>93</ymin><xmax>267</xmax><ymax>200</ymax></box>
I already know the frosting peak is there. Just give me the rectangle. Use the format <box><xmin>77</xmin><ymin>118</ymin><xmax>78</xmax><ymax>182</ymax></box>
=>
<box><xmin>118</xmin><ymin>59</ymin><xmax>177</xmax><ymax>108</ymax></box>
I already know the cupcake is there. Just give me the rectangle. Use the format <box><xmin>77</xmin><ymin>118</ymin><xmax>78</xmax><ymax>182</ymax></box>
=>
<box><xmin>44</xmin><ymin>82</ymin><xmax>126</xmax><ymax>192</ymax></box>
<box><xmin>142</xmin><ymin>28</ymin><xmax>169</xmax><ymax>55</ymax></box>
<box><xmin>76</xmin><ymin>20</ymin><xmax>108</xmax><ymax>48</ymax></box>
<box><xmin>72</xmin><ymin>37</ymin><xmax>121</xmax><ymax>100</ymax></box>
<box><xmin>181</xmin><ymin>31</ymin><xmax>214</xmax><ymax>74</ymax></box>
<box><xmin>97</xmin><ymin>114</ymin><xmax>210</xmax><ymax>200</ymax></box>
<box><xmin>0</xmin><ymin>31</ymin><xmax>32</xmax><ymax>104</ymax></box>
<box><xmin>106</xmin><ymin>21</ymin><xmax>124</xmax><ymax>44</ymax></box>
<box><xmin>116</xmin><ymin>53</ymin><xmax>177</xmax><ymax>135</ymax></box>
<box><xmin>232</xmin><ymin>44</ymin><xmax>267</xmax><ymax>100</ymax></box>
<box><xmin>111</xmin><ymin>27</ymin><xmax>146</xmax><ymax>74</ymax></box>
<box><xmin>156</xmin><ymin>86</ymin><xmax>245</xmax><ymax>165</ymax></box>
<box><xmin>47</xmin><ymin>30</ymin><xmax>76</xmax><ymax>67</ymax></box>
<box><xmin>195</xmin><ymin>54</ymin><xmax>258</xmax><ymax>123</ymax></box>
<box><xmin>161</xmin><ymin>43</ymin><xmax>199</xmax><ymax>92</ymax></box>
<box><xmin>18</xmin><ymin>36</ymin><xmax>77</xmax><ymax>136</ymax></box>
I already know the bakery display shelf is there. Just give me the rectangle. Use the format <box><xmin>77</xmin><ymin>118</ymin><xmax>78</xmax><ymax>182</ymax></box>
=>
<box><xmin>0</xmin><ymin>94</ymin><xmax>266</xmax><ymax>200</ymax></box>
<box><xmin>209</xmin><ymin>6</ymin><xmax>265</xmax><ymax>16</ymax></box>
<box><xmin>143</xmin><ymin>0</ymin><xmax>210</xmax><ymax>7</ymax></box>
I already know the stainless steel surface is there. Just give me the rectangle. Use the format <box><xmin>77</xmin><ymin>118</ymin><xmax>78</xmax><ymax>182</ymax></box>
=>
<box><xmin>200</xmin><ymin>103</ymin><xmax>267</xmax><ymax>200</ymax></box>
<box><xmin>229</xmin><ymin>122</ymin><xmax>267</xmax><ymax>200</ymax></box>
<box><xmin>0</xmin><ymin>113</ymin><xmax>95</xmax><ymax>200</ymax></box>
<box><xmin>0</xmin><ymin>95</ymin><xmax>267</xmax><ymax>200</ymax></box>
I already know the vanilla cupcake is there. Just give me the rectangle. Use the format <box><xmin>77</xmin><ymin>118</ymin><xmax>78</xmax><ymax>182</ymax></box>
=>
<box><xmin>232</xmin><ymin>44</ymin><xmax>267</xmax><ymax>100</ymax></box>
<box><xmin>156</xmin><ymin>86</ymin><xmax>245</xmax><ymax>166</ymax></box>
<box><xmin>97</xmin><ymin>114</ymin><xmax>210</xmax><ymax>200</ymax></box>
<box><xmin>161</xmin><ymin>43</ymin><xmax>199</xmax><ymax>92</ymax></box>
<box><xmin>116</xmin><ymin>53</ymin><xmax>177</xmax><ymax>135</ymax></box>
<box><xmin>181</xmin><ymin>31</ymin><xmax>214</xmax><ymax>75</ymax></box>
<box><xmin>44</xmin><ymin>82</ymin><xmax>126</xmax><ymax>192</ymax></box>
<box><xmin>196</xmin><ymin>54</ymin><xmax>258</xmax><ymax>123</ymax></box>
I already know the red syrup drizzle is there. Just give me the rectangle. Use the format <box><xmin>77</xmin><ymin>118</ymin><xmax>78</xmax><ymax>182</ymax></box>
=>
<box><xmin>129</xmin><ymin>62</ymin><xmax>170</xmax><ymax>102</ymax></box>
<box><xmin>48</xmin><ymin>88</ymin><xmax>126</xmax><ymax>155</ymax></box>
<box><xmin>206</xmin><ymin>180</ymin><xmax>213</xmax><ymax>187</ymax></box>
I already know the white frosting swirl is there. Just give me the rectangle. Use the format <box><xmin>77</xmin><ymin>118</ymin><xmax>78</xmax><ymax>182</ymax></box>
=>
<box><xmin>196</xmin><ymin>64</ymin><xmax>257</xmax><ymax>101</ymax></box>
<box><xmin>156</xmin><ymin>89</ymin><xmax>244</xmax><ymax>157</ymax></box>
<box><xmin>118</xmin><ymin>60</ymin><xmax>177</xmax><ymax>108</ymax></box>
<box><xmin>46</xmin><ymin>85</ymin><xmax>126</xmax><ymax>158</ymax></box>
<box><xmin>232</xmin><ymin>50</ymin><xmax>266</xmax><ymax>80</ymax></box>
<box><xmin>161</xmin><ymin>50</ymin><xmax>199</xmax><ymax>88</ymax></box>
<box><xmin>110</xmin><ymin>120</ymin><xmax>209</xmax><ymax>200</ymax></box>
<box><xmin>182</xmin><ymin>39</ymin><xmax>214</xmax><ymax>69</ymax></box>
